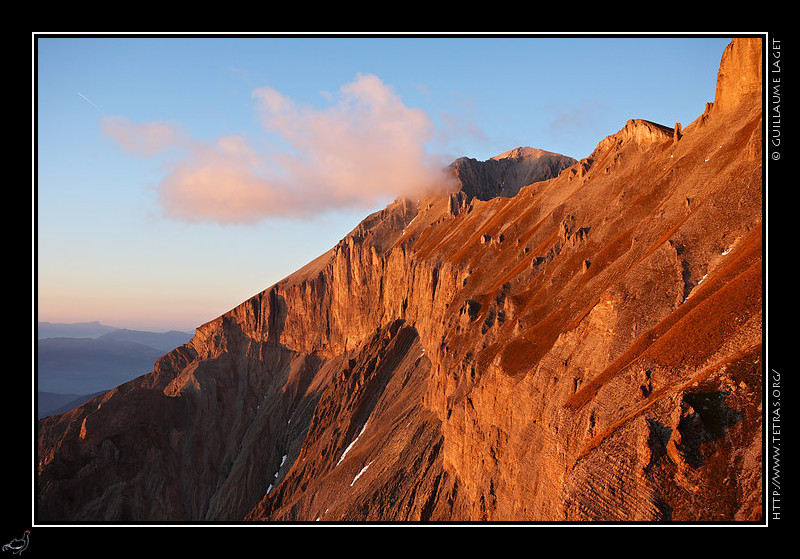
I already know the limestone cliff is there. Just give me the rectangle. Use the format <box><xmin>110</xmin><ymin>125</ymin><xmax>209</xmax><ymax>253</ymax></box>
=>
<box><xmin>37</xmin><ymin>38</ymin><xmax>764</xmax><ymax>523</ymax></box>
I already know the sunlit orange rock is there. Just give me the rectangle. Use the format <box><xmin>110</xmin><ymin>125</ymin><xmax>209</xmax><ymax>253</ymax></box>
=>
<box><xmin>37</xmin><ymin>38</ymin><xmax>763</xmax><ymax>523</ymax></box>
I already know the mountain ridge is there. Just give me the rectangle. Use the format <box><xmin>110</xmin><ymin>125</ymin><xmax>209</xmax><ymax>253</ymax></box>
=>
<box><xmin>36</xmin><ymin>38</ymin><xmax>764</xmax><ymax>523</ymax></box>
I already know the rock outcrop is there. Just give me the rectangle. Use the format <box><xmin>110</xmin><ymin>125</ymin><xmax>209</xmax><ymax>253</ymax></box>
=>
<box><xmin>451</xmin><ymin>147</ymin><xmax>576</xmax><ymax>201</ymax></box>
<box><xmin>37</xmin><ymin>38</ymin><xmax>763</xmax><ymax>523</ymax></box>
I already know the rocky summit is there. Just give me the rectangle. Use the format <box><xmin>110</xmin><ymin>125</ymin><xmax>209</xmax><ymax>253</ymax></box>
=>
<box><xmin>37</xmin><ymin>38</ymin><xmax>764</xmax><ymax>523</ymax></box>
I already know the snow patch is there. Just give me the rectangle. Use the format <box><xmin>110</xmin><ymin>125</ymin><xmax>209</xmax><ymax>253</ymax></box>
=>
<box><xmin>266</xmin><ymin>454</ymin><xmax>288</xmax><ymax>493</ymax></box>
<box><xmin>337</xmin><ymin>422</ymin><xmax>368</xmax><ymax>466</ymax></box>
<box><xmin>350</xmin><ymin>460</ymin><xmax>374</xmax><ymax>486</ymax></box>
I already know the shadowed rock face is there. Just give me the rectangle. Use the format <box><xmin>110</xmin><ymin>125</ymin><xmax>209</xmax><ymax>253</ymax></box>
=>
<box><xmin>37</xmin><ymin>38</ymin><xmax>764</xmax><ymax>523</ymax></box>
<box><xmin>451</xmin><ymin>147</ymin><xmax>577</xmax><ymax>201</ymax></box>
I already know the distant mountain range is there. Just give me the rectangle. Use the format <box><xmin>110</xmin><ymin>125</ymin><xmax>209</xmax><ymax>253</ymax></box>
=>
<box><xmin>37</xmin><ymin>321</ymin><xmax>192</xmax><ymax>349</ymax></box>
<box><xmin>36</xmin><ymin>322</ymin><xmax>193</xmax><ymax>418</ymax></box>
<box><xmin>37</xmin><ymin>321</ymin><xmax>119</xmax><ymax>339</ymax></box>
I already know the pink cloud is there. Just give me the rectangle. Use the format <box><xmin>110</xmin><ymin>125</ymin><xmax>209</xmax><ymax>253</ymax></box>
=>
<box><xmin>100</xmin><ymin>116</ymin><xmax>186</xmax><ymax>158</ymax></box>
<box><xmin>103</xmin><ymin>74</ymin><xmax>456</xmax><ymax>224</ymax></box>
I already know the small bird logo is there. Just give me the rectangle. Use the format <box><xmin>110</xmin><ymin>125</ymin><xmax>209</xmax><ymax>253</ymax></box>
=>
<box><xmin>2</xmin><ymin>531</ymin><xmax>29</xmax><ymax>555</ymax></box>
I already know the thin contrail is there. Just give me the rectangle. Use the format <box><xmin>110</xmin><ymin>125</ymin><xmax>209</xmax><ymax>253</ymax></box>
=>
<box><xmin>77</xmin><ymin>92</ymin><xmax>99</xmax><ymax>110</ymax></box>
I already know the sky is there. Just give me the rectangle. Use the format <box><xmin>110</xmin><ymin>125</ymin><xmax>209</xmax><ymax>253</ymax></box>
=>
<box><xmin>35</xmin><ymin>33</ymin><xmax>735</xmax><ymax>333</ymax></box>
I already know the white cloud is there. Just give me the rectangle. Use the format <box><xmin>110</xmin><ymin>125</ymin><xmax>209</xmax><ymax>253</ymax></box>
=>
<box><xmin>103</xmin><ymin>74</ymin><xmax>457</xmax><ymax>224</ymax></box>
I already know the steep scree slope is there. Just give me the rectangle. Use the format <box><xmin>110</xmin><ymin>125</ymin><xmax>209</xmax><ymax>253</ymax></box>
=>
<box><xmin>37</xmin><ymin>38</ymin><xmax>763</xmax><ymax>523</ymax></box>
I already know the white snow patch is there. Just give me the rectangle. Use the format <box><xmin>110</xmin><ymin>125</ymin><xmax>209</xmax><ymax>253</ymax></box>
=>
<box><xmin>337</xmin><ymin>422</ymin><xmax>368</xmax><ymax>466</ymax></box>
<box><xmin>267</xmin><ymin>454</ymin><xmax>289</xmax><ymax>489</ymax></box>
<box><xmin>350</xmin><ymin>460</ymin><xmax>374</xmax><ymax>486</ymax></box>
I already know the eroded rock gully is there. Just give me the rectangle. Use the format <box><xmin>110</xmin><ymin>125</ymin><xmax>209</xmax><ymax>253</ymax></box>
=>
<box><xmin>37</xmin><ymin>38</ymin><xmax>764</xmax><ymax>523</ymax></box>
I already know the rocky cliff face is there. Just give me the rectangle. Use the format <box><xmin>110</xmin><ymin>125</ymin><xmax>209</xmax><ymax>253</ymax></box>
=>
<box><xmin>37</xmin><ymin>38</ymin><xmax>764</xmax><ymax>523</ymax></box>
<box><xmin>451</xmin><ymin>147</ymin><xmax>577</xmax><ymax>201</ymax></box>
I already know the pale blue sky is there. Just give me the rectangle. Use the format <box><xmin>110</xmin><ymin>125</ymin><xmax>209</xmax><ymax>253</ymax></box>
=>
<box><xmin>35</xmin><ymin>33</ymin><xmax>734</xmax><ymax>332</ymax></box>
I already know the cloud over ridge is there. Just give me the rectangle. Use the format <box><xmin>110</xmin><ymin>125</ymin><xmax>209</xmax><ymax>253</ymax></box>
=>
<box><xmin>102</xmin><ymin>74</ymin><xmax>455</xmax><ymax>224</ymax></box>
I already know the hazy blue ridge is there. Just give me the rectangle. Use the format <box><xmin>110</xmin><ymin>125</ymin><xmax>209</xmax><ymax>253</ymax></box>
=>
<box><xmin>35</xmin><ymin>322</ymin><xmax>193</xmax><ymax>417</ymax></box>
